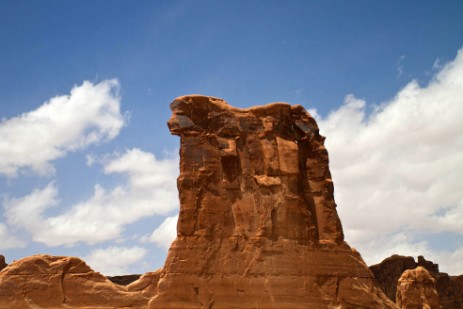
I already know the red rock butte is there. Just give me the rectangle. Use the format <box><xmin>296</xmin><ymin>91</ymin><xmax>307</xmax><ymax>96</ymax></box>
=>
<box><xmin>0</xmin><ymin>95</ymin><xmax>396</xmax><ymax>309</ymax></box>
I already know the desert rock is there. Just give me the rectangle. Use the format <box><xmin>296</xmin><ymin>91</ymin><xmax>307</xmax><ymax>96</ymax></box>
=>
<box><xmin>396</xmin><ymin>266</ymin><xmax>441</xmax><ymax>309</ymax></box>
<box><xmin>371</xmin><ymin>255</ymin><xmax>419</xmax><ymax>301</ymax></box>
<box><xmin>0</xmin><ymin>254</ymin><xmax>155</xmax><ymax>309</ymax></box>
<box><xmin>0</xmin><ymin>96</ymin><xmax>399</xmax><ymax>308</ymax></box>
<box><xmin>371</xmin><ymin>255</ymin><xmax>463</xmax><ymax>308</ymax></box>
<box><xmin>148</xmin><ymin>95</ymin><xmax>396</xmax><ymax>308</ymax></box>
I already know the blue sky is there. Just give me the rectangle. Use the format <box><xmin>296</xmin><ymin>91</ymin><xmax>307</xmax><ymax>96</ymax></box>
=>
<box><xmin>1</xmin><ymin>1</ymin><xmax>462</xmax><ymax>275</ymax></box>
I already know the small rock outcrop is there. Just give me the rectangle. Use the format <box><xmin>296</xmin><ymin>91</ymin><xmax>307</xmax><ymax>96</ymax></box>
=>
<box><xmin>148</xmin><ymin>95</ymin><xmax>396</xmax><ymax>308</ymax></box>
<box><xmin>396</xmin><ymin>266</ymin><xmax>441</xmax><ymax>309</ymax></box>
<box><xmin>370</xmin><ymin>255</ymin><xmax>420</xmax><ymax>301</ymax></box>
<box><xmin>371</xmin><ymin>255</ymin><xmax>463</xmax><ymax>309</ymax></box>
<box><xmin>0</xmin><ymin>255</ymin><xmax>7</xmax><ymax>271</ymax></box>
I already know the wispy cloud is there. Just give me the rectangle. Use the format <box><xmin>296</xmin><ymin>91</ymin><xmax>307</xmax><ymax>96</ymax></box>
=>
<box><xmin>396</xmin><ymin>54</ymin><xmax>406</xmax><ymax>78</ymax></box>
<box><xmin>0</xmin><ymin>80</ymin><xmax>125</xmax><ymax>177</ymax></box>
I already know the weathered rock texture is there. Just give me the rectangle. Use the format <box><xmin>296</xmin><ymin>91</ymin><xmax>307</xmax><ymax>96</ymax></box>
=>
<box><xmin>396</xmin><ymin>266</ymin><xmax>441</xmax><ymax>309</ymax></box>
<box><xmin>371</xmin><ymin>255</ymin><xmax>463</xmax><ymax>309</ymax></box>
<box><xmin>0</xmin><ymin>255</ymin><xmax>157</xmax><ymax>309</ymax></box>
<box><xmin>148</xmin><ymin>95</ymin><xmax>396</xmax><ymax>308</ymax></box>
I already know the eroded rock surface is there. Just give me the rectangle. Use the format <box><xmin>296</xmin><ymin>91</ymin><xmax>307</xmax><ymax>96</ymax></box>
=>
<box><xmin>0</xmin><ymin>254</ymin><xmax>157</xmax><ymax>309</ymax></box>
<box><xmin>148</xmin><ymin>95</ymin><xmax>396</xmax><ymax>308</ymax></box>
<box><xmin>396</xmin><ymin>266</ymin><xmax>441</xmax><ymax>309</ymax></box>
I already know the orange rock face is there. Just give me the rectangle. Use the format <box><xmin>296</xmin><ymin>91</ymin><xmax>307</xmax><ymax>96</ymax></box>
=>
<box><xmin>149</xmin><ymin>95</ymin><xmax>395</xmax><ymax>308</ymax></box>
<box><xmin>396</xmin><ymin>266</ymin><xmax>441</xmax><ymax>309</ymax></box>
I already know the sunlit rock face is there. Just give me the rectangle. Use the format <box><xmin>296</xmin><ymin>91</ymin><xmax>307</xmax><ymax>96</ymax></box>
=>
<box><xmin>149</xmin><ymin>95</ymin><xmax>396</xmax><ymax>308</ymax></box>
<box><xmin>0</xmin><ymin>254</ymin><xmax>156</xmax><ymax>309</ymax></box>
<box><xmin>396</xmin><ymin>266</ymin><xmax>440</xmax><ymax>309</ymax></box>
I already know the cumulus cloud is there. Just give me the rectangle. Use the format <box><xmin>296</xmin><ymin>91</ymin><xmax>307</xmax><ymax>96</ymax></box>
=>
<box><xmin>84</xmin><ymin>246</ymin><xmax>147</xmax><ymax>276</ymax></box>
<box><xmin>142</xmin><ymin>215</ymin><xmax>178</xmax><ymax>249</ymax></box>
<box><xmin>4</xmin><ymin>148</ymin><xmax>179</xmax><ymax>246</ymax></box>
<box><xmin>315</xmin><ymin>48</ymin><xmax>463</xmax><ymax>267</ymax></box>
<box><xmin>0</xmin><ymin>80</ymin><xmax>125</xmax><ymax>177</ymax></box>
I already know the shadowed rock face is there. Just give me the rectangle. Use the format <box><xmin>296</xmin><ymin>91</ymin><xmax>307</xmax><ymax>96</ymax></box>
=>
<box><xmin>0</xmin><ymin>96</ymin><xmax>397</xmax><ymax>309</ymax></box>
<box><xmin>149</xmin><ymin>95</ymin><xmax>396</xmax><ymax>308</ymax></box>
<box><xmin>0</xmin><ymin>255</ymin><xmax>7</xmax><ymax>271</ymax></box>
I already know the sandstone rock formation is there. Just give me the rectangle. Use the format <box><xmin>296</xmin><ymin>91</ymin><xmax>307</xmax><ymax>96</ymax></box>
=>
<box><xmin>371</xmin><ymin>255</ymin><xmax>463</xmax><ymax>309</ymax></box>
<box><xmin>396</xmin><ymin>266</ymin><xmax>441</xmax><ymax>309</ymax></box>
<box><xmin>371</xmin><ymin>255</ymin><xmax>421</xmax><ymax>301</ymax></box>
<box><xmin>0</xmin><ymin>95</ymin><xmax>397</xmax><ymax>308</ymax></box>
<box><xmin>148</xmin><ymin>95</ymin><xmax>396</xmax><ymax>308</ymax></box>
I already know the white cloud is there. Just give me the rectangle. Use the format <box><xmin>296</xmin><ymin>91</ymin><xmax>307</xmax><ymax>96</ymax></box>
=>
<box><xmin>3</xmin><ymin>148</ymin><xmax>179</xmax><ymax>247</ymax></box>
<box><xmin>0</xmin><ymin>80</ymin><xmax>125</xmax><ymax>177</ymax></box>
<box><xmin>0</xmin><ymin>223</ymin><xmax>25</xmax><ymax>250</ymax></box>
<box><xmin>4</xmin><ymin>182</ymin><xmax>59</xmax><ymax>230</ymax></box>
<box><xmin>142</xmin><ymin>215</ymin><xmax>178</xmax><ymax>249</ymax></box>
<box><xmin>434</xmin><ymin>247</ymin><xmax>463</xmax><ymax>275</ymax></box>
<box><xmin>315</xmin><ymin>48</ymin><xmax>463</xmax><ymax>269</ymax></box>
<box><xmin>84</xmin><ymin>246</ymin><xmax>147</xmax><ymax>276</ymax></box>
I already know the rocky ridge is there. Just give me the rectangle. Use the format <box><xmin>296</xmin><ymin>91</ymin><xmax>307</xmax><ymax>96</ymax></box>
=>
<box><xmin>371</xmin><ymin>255</ymin><xmax>463</xmax><ymax>309</ymax></box>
